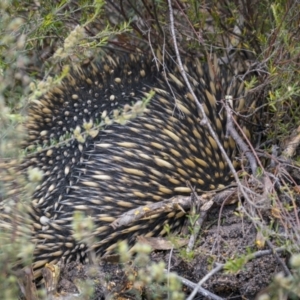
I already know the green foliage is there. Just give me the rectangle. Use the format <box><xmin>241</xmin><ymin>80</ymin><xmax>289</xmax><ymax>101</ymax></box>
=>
<box><xmin>224</xmin><ymin>253</ymin><xmax>250</xmax><ymax>274</ymax></box>
<box><xmin>0</xmin><ymin>1</ymin><xmax>132</xmax><ymax>298</ymax></box>
<box><xmin>118</xmin><ymin>241</ymin><xmax>185</xmax><ymax>300</ymax></box>
<box><xmin>262</xmin><ymin>2</ymin><xmax>300</xmax><ymax>141</ymax></box>
<box><xmin>178</xmin><ymin>247</ymin><xmax>195</xmax><ymax>262</ymax></box>
<box><xmin>1</xmin><ymin>0</ymin><xmax>300</xmax><ymax>298</ymax></box>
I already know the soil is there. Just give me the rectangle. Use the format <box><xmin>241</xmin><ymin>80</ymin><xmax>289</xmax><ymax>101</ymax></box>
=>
<box><xmin>43</xmin><ymin>204</ymin><xmax>288</xmax><ymax>300</ymax></box>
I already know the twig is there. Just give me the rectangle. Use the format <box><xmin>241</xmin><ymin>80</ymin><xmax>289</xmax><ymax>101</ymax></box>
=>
<box><xmin>186</xmin><ymin>182</ymin><xmax>202</xmax><ymax>253</ymax></box>
<box><xmin>186</xmin><ymin>247</ymin><xmax>286</xmax><ymax>300</ymax></box>
<box><xmin>166</xmin><ymin>246</ymin><xmax>174</xmax><ymax>300</ymax></box>
<box><xmin>266</xmin><ymin>241</ymin><xmax>291</xmax><ymax>276</ymax></box>
<box><xmin>166</xmin><ymin>0</ymin><xmax>257</xmax><ymax>209</ymax></box>
<box><xmin>224</xmin><ymin>97</ymin><xmax>258</xmax><ymax>175</ymax></box>
<box><xmin>110</xmin><ymin>193</ymin><xmax>214</xmax><ymax>230</ymax></box>
<box><xmin>165</xmin><ymin>270</ymin><xmax>224</xmax><ymax>300</ymax></box>
<box><xmin>186</xmin><ymin>263</ymin><xmax>224</xmax><ymax>300</ymax></box>
<box><xmin>110</xmin><ymin>195</ymin><xmax>190</xmax><ymax>229</ymax></box>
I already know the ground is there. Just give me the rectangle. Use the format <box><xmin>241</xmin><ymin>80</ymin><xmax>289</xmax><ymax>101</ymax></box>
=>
<box><xmin>40</xmin><ymin>203</ymin><xmax>289</xmax><ymax>300</ymax></box>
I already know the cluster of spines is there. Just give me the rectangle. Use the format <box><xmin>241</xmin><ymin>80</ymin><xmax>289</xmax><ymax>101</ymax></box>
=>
<box><xmin>4</xmin><ymin>52</ymin><xmax>254</xmax><ymax>278</ymax></box>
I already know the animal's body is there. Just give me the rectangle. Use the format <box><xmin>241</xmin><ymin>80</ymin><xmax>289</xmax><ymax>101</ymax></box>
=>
<box><xmin>3</xmin><ymin>53</ymin><xmax>255</xmax><ymax>276</ymax></box>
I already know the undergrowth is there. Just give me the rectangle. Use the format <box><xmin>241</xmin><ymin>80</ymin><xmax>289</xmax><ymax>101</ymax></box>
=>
<box><xmin>0</xmin><ymin>0</ymin><xmax>300</xmax><ymax>299</ymax></box>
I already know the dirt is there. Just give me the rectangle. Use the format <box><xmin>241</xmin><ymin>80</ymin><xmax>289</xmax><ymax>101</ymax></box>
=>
<box><xmin>43</xmin><ymin>203</ymin><xmax>288</xmax><ymax>300</ymax></box>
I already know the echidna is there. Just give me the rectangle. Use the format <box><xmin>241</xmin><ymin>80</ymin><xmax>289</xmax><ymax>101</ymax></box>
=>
<box><xmin>3</xmin><ymin>52</ymin><xmax>256</xmax><ymax>276</ymax></box>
